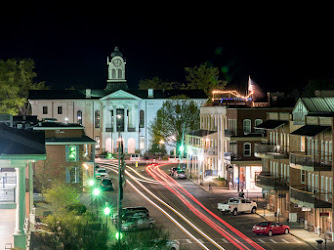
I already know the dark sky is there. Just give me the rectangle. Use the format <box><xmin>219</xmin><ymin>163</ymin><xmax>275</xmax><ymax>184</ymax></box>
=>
<box><xmin>1</xmin><ymin>5</ymin><xmax>334</xmax><ymax>94</ymax></box>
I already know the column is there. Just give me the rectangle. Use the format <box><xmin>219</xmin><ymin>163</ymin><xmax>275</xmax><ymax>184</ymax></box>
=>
<box><xmin>124</xmin><ymin>107</ymin><xmax>128</xmax><ymax>132</ymax></box>
<box><xmin>14</xmin><ymin>165</ymin><xmax>26</xmax><ymax>249</ymax></box>
<box><xmin>29</xmin><ymin>162</ymin><xmax>33</xmax><ymax>214</ymax></box>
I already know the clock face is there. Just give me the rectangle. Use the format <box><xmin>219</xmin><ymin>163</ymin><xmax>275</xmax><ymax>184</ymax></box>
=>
<box><xmin>113</xmin><ymin>59</ymin><xmax>122</xmax><ymax>66</ymax></box>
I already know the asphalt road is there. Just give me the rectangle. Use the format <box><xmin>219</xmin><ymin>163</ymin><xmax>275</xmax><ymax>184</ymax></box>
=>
<box><xmin>97</xmin><ymin>160</ymin><xmax>314</xmax><ymax>250</ymax></box>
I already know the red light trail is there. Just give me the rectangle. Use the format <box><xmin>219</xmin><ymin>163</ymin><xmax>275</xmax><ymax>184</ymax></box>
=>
<box><xmin>147</xmin><ymin>163</ymin><xmax>266</xmax><ymax>250</ymax></box>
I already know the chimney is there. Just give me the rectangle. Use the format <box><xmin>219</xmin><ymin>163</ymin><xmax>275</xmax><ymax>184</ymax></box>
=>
<box><xmin>148</xmin><ymin>89</ymin><xmax>154</xmax><ymax>98</ymax></box>
<box><xmin>86</xmin><ymin>89</ymin><xmax>91</xmax><ymax>98</ymax></box>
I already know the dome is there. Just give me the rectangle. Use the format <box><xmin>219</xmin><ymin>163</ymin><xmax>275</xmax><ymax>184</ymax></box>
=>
<box><xmin>110</xmin><ymin>46</ymin><xmax>123</xmax><ymax>58</ymax></box>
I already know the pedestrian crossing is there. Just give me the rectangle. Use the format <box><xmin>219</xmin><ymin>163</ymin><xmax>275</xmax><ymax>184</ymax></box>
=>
<box><xmin>173</xmin><ymin>237</ymin><xmax>302</xmax><ymax>244</ymax></box>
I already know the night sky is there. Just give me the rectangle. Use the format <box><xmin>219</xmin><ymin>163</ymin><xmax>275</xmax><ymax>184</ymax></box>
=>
<box><xmin>1</xmin><ymin>5</ymin><xmax>333</xmax><ymax>94</ymax></box>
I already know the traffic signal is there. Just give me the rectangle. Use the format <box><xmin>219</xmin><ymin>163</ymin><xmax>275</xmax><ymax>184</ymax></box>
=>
<box><xmin>68</xmin><ymin>145</ymin><xmax>77</xmax><ymax>162</ymax></box>
<box><xmin>104</xmin><ymin>207</ymin><xmax>111</xmax><ymax>215</ymax></box>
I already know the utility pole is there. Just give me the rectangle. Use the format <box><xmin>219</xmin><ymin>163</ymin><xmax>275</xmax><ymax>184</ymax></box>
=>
<box><xmin>117</xmin><ymin>131</ymin><xmax>123</xmax><ymax>250</ymax></box>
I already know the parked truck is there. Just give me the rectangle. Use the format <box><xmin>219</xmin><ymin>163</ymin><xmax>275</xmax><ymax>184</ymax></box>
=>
<box><xmin>217</xmin><ymin>197</ymin><xmax>257</xmax><ymax>216</ymax></box>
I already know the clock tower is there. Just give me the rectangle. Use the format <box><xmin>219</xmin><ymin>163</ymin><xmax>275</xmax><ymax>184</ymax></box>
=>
<box><xmin>105</xmin><ymin>46</ymin><xmax>128</xmax><ymax>91</ymax></box>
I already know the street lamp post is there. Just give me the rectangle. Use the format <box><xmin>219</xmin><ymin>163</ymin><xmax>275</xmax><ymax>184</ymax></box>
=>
<box><xmin>116</xmin><ymin>114</ymin><xmax>123</xmax><ymax>250</ymax></box>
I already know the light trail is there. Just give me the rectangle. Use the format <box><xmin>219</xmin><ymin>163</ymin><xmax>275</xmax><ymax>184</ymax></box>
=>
<box><xmin>98</xmin><ymin>162</ymin><xmax>224</xmax><ymax>250</ymax></box>
<box><xmin>148</xmin><ymin>164</ymin><xmax>266</xmax><ymax>250</ymax></box>
<box><xmin>147</xmin><ymin>164</ymin><xmax>249</xmax><ymax>250</ymax></box>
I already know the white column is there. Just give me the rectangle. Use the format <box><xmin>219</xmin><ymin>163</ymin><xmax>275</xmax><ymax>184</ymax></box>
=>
<box><xmin>29</xmin><ymin>162</ymin><xmax>33</xmax><ymax>214</ymax></box>
<box><xmin>124</xmin><ymin>107</ymin><xmax>128</xmax><ymax>132</ymax></box>
<box><xmin>14</xmin><ymin>164</ymin><xmax>26</xmax><ymax>248</ymax></box>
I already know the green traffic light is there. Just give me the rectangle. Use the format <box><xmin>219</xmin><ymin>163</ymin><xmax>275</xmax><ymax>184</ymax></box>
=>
<box><xmin>88</xmin><ymin>179</ymin><xmax>94</xmax><ymax>186</ymax></box>
<box><xmin>104</xmin><ymin>207</ymin><xmax>111</xmax><ymax>215</ymax></box>
<box><xmin>115</xmin><ymin>231</ymin><xmax>123</xmax><ymax>240</ymax></box>
<box><xmin>93</xmin><ymin>188</ymin><xmax>100</xmax><ymax>196</ymax></box>
<box><xmin>180</xmin><ymin>145</ymin><xmax>184</xmax><ymax>152</ymax></box>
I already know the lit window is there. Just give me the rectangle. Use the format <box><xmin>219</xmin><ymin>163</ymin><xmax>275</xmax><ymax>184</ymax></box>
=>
<box><xmin>58</xmin><ymin>106</ymin><xmax>63</xmax><ymax>114</ymax></box>
<box><xmin>43</xmin><ymin>106</ymin><xmax>48</xmax><ymax>114</ymax></box>
<box><xmin>95</xmin><ymin>136</ymin><xmax>100</xmax><ymax>150</ymax></box>
<box><xmin>77</xmin><ymin>110</ymin><xmax>82</xmax><ymax>125</ymax></box>
<box><xmin>140</xmin><ymin>110</ymin><xmax>144</xmax><ymax>128</ymax></box>
<box><xmin>95</xmin><ymin>110</ymin><xmax>100</xmax><ymax>128</ymax></box>
<box><xmin>243</xmin><ymin>119</ymin><xmax>251</xmax><ymax>134</ymax></box>
<box><xmin>244</xmin><ymin>142</ymin><xmax>251</xmax><ymax>156</ymax></box>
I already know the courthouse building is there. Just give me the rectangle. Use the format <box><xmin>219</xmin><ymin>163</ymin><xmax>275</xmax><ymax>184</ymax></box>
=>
<box><xmin>28</xmin><ymin>47</ymin><xmax>207</xmax><ymax>156</ymax></box>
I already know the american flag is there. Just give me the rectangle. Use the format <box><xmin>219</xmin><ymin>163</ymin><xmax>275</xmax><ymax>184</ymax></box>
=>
<box><xmin>248</xmin><ymin>76</ymin><xmax>264</xmax><ymax>100</ymax></box>
<box><xmin>248</xmin><ymin>75</ymin><xmax>255</xmax><ymax>94</ymax></box>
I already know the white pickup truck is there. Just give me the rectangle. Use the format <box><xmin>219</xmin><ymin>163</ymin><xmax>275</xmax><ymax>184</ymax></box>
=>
<box><xmin>217</xmin><ymin>197</ymin><xmax>257</xmax><ymax>216</ymax></box>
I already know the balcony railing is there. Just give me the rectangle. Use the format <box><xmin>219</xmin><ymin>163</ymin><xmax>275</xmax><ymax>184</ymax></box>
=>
<box><xmin>127</xmin><ymin>127</ymin><xmax>136</xmax><ymax>132</ymax></box>
<box><xmin>204</xmin><ymin>147</ymin><xmax>218</xmax><ymax>155</ymax></box>
<box><xmin>254</xmin><ymin>143</ymin><xmax>289</xmax><ymax>159</ymax></box>
<box><xmin>290</xmin><ymin>185</ymin><xmax>332</xmax><ymax>208</ymax></box>
<box><xmin>255</xmin><ymin>172</ymin><xmax>289</xmax><ymax>190</ymax></box>
<box><xmin>289</xmin><ymin>152</ymin><xmax>332</xmax><ymax>171</ymax></box>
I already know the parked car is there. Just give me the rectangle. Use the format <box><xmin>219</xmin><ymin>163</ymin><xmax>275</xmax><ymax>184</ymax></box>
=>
<box><xmin>121</xmin><ymin>216</ymin><xmax>155</xmax><ymax>231</ymax></box>
<box><xmin>100</xmin><ymin>178</ymin><xmax>114</xmax><ymax>191</ymax></box>
<box><xmin>96</xmin><ymin>168</ymin><xmax>108</xmax><ymax>179</ymax></box>
<box><xmin>112</xmin><ymin>207</ymin><xmax>149</xmax><ymax>224</ymax></box>
<box><xmin>217</xmin><ymin>197</ymin><xmax>257</xmax><ymax>216</ymax></box>
<box><xmin>170</xmin><ymin>167</ymin><xmax>179</xmax><ymax>176</ymax></box>
<box><xmin>173</xmin><ymin>170</ymin><xmax>186</xmax><ymax>179</ymax></box>
<box><xmin>253</xmin><ymin>221</ymin><xmax>290</xmax><ymax>236</ymax></box>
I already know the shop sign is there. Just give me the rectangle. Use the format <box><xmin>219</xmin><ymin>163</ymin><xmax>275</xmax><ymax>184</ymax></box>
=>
<box><xmin>302</xmin><ymin>207</ymin><xmax>311</xmax><ymax>211</ymax></box>
<box><xmin>320</xmin><ymin>212</ymin><xmax>329</xmax><ymax>217</ymax></box>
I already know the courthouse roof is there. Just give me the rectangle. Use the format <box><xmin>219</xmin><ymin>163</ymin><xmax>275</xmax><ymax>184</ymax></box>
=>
<box><xmin>29</xmin><ymin>89</ymin><xmax>207</xmax><ymax>100</ymax></box>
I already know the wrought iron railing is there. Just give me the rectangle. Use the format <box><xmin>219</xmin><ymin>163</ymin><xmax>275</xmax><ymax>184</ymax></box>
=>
<box><xmin>289</xmin><ymin>152</ymin><xmax>332</xmax><ymax>171</ymax></box>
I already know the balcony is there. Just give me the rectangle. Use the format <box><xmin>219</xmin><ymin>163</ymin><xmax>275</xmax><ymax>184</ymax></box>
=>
<box><xmin>204</xmin><ymin>147</ymin><xmax>217</xmax><ymax>155</ymax></box>
<box><xmin>127</xmin><ymin>127</ymin><xmax>136</xmax><ymax>132</ymax></box>
<box><xmin>255</xmin><ymin>172</ymin><xmax>289</xmax><ymax>191</ymax></box>
<box><xmin>289</xmin><ymin>152</ymin><xmax>332</xmax><ymax>171</ymax></box>
<box><xmin>290</xmin><ymin>185</ymin><xmax>332</xmax><ymax>208</ymax></box>
<box><xmin>254</xmin><ymin>143</ymin><xmax>289</xmax><ymax>159</ymax></box>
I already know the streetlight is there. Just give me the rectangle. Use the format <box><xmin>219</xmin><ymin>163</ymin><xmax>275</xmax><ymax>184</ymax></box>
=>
<box><xmin>88</xmin><ymin>179</ymin><xmax>95</xmax><ymax>212</ymax></box>
<box><xmin>92</xmin><ymin>187</ymin><xmax>101</xmax><ymax>219</ymax></box>
<box><xmin>104</xmin><ymin>206</ymin><xmax>111</xmax><ymax>232</ymax></box>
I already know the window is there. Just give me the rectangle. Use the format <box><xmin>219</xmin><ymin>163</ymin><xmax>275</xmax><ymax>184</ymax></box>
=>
<box><xmin>65</xmin><ymin>145</ymin><xmax>79</xmax><ymax>162</ymax></box>
<box><xmin>243</xmin><ymin>119</ymin><xmax>251</xmax><ymax>134</ymax></box>
<box><xmin>43</xmin><ymin>106</ymin><xmax>48</xmax><ymax>114</ymax></box>
<box><xmin>254</xmin><ymin>119</ymin><xmax>263</xmax><ymax>133</ymax></box>
<box><xmin>65</xmin><ymin>167</ymin><xmax>80</xmax><ymax>184</ymax></box>
<box><xmin>77</xmin><ymin>110</ymin><xmax>82</xmax><ymax>125</ymax></box>
<box><xmin>58</xmin><ymin>106</ymin><xmax>62</xmax><ymax>114</ymax></box>
<box><xmin>118</xmin><ymin>69</ymin><xmax>122</xmax><ymax>79</ymax></box>
<box><xmin>139</xmin><ymin>110</ymin><xmax>144</xmax><ymax>128</ymax></box>
<box><xmin>301</xmin><ymin>136</ymin><xmax>305</xmax><ymax>152</ymax></box>
<box><xmin>301</xmin><ymin>170</ymin><xmax>306</xmax><ymax>184</ymax></box>
<box><xmin>243</xmin><ymin>142</ymin><xmax>251</xmax><ymax>156</ymax></box>
<box><xmin>95</xmin><ymin>110</ymin><xmax>100</xmax><ymax>128</ymax></box>
<box><xmin>95</xmin><ymin>136</ymin><xmax>100</xmax><ymax>150</ymax></box>
<box><xmin>112</xmin><ymin>69</ymin><xmax>116</xmax><ymax>79</ymax></box>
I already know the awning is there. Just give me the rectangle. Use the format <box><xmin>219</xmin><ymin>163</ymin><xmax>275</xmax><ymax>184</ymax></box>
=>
<box><xmin>255</xmin><ymin>120</ymin><xmax>288</xmax><ymax>130</ymax></box>
<box><xmin>290</xmin><ymin>125</ymin><xmax>331</xmax><ymax>137</ymax></box>
<box><xmin>45</xmin><ymin>136</ymin><xmax>96</xmax><ymax>145</ymax></box>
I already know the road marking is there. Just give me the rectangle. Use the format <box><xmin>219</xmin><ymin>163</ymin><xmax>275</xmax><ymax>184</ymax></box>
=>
<box><xmin>186</xmin><ymin>239</ymin><xmax>192</xmax><ymax>244</ymax></box>
<box><xmin>293</xmin><ymin>239</ymin><xmax>302</xmax><ymax>243</ymax></box>
<box><xmin>269</xmin><ymin>239</ymin><xmax>277</xmax><ymax>243</ymax></box>
<box><xmin>258</xmin><ymin>239</ymin><xmax>265</xmax><ymax>243</ymax></box>
<box><xmin>222</xmin><ymin>238</ymin><xmax>228</xmax><ymax>243</ymax></box>
<box><xmin>198</xmin><ymin>239</ymin><xmax>204</xmax><ymax>243</ymax></box>
<box><xmin>281</xmin><ymin>239</ymin><xmax>289</xmax><ymax>243</ymax></box>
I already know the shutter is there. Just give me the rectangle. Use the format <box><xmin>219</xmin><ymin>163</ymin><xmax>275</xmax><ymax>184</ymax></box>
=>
<box><xmin>75</xmin><ymin>167</ymin><xmax>80</xmax><ymax>183</ymax></box>
<box><xmin>65</xmin><ymin>167</ymin><xmax>70</xmax><ymax>183</ymax></box>
<box><xmin>65</xmin><ymin>145</ymin><xmax>69</xmax><ymax>162</ymax></box>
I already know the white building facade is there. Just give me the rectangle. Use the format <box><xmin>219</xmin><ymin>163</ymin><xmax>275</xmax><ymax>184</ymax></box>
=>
<box><xmin>29</xmin><ymin>47</ymin><xmax>207</xmax><ymax>155</ymax></box>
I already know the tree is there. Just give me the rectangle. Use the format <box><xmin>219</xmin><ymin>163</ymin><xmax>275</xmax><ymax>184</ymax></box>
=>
<box><xmin>0</xmin><ymin>59</ymin><xmax>48</xmax><ymax>115</ymax></box>
<box><xmin>150</xmin><ymin>98</ymin><xmax>200</xmax><ymax>149</ymax></box>
<box><xmin>138</xmin><ymin>76</ymin><xmax>186</xmax><ymax>90</ymax></box>
<box><xmin>43</xmin><ymin>182</ymin><xmax>80</xmax><ymax>215</ymax></box>
<box><xmin>185</xmin><ymin>62</ymin><xmax>227</xmax><ymax>96</ymax></box>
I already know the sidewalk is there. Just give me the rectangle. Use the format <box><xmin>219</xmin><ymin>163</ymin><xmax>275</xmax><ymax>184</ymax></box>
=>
<box><xmin>190</xmin><ymin>178</ymin><xmax>334</xmax><ymax>249</ymax></box>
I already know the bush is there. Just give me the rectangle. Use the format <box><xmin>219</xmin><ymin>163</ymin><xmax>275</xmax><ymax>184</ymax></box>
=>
<box><xmin>66</xmin><ymin>203</ymin><xmax>87</xmax><ymax>215</ymax></box>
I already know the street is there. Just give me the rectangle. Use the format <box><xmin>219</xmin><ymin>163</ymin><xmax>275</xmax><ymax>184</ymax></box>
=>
<box><xmin>96</xmin><ymin>159</ymin><xmax>314</xmax><ymax>250</ymax></box>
